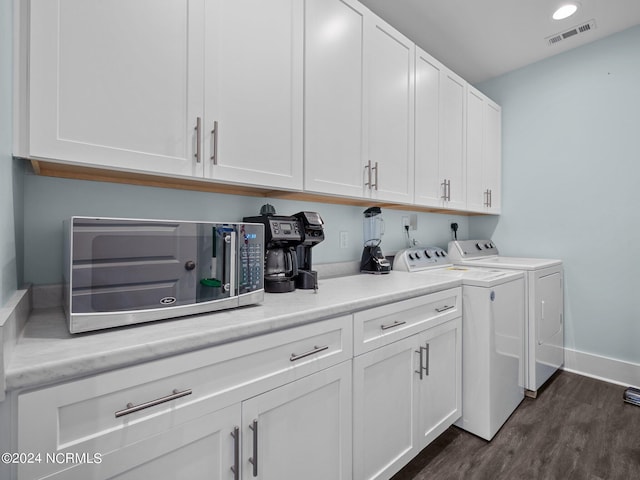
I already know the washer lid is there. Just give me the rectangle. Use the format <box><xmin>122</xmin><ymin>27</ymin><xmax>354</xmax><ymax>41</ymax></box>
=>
<box><xmin>426</xmin><ymin>266</ymin><xmax>524</xmax><ymax>287</ymax></box>
<box><xmin>458</xmin><ymin>256</ymin><xmax>562</xmax><ymax>271</ymax></box>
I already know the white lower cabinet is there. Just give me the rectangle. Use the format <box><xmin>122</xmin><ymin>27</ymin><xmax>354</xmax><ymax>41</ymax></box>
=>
<box><xmin>11</xmin><ymin>291</ymin><xmax>461</xmax><ymax>480</ymax></box>
<box><xmin>44</xmin><ymin>404</ymin><xmax>241</xmax><ymax>480</ymax></box>
<box><xmin>15</xmin><ymin>316</ymin><xmax>352</xmax><ymax>480</ymax></box>
<box><xmin>241</xmin><ymin>361</ymin><xmax>352</xmax><ymax>480</ymax></box>
<box><xmin>353</xmin><ymin>308</ymin><xmax>461</xmax><ymax>480</ymax></box>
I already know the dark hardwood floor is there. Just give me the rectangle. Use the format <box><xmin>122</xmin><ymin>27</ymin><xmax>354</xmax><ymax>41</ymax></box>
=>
<box><xmin>392</xmin><ymin>371</ymin><xmax>640</xmax><ymax>480</ymax></box>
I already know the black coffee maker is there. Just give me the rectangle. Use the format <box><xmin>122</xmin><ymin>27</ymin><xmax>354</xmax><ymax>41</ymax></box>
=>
<box><xmin>294</xmin><ymin>211</ymin><xmax>325</xmax><ymax>290</ymax></box>
<box><xmin>244</xmin><ymin>205</ymin><xmax>304</xmax><ymax>293</ymax></box>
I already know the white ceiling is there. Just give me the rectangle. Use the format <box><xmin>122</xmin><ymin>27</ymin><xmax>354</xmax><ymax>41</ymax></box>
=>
<box><xmin>358</xmin><ymin>0</ymin><xmax>640</xmax><ymax>84</ymax></box>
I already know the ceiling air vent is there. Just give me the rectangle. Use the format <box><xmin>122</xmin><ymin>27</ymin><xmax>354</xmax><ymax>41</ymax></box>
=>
<box><xmin>546</xmin><ymin>19</ymin><xmax>596</xmax><ymax>46</ymax></box>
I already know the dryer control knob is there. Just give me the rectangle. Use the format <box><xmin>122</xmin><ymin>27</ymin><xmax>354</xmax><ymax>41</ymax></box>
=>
<box><xmin>476</xmin><ymin>243</ymin><xmax>483</xmax><ymax>250</ymax></box>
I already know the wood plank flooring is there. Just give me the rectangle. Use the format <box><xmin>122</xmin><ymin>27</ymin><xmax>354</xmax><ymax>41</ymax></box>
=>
<box><xmin>391</xmin><ymin>371</ymin><xmax>640</xmax><ymax>480</ymax></box>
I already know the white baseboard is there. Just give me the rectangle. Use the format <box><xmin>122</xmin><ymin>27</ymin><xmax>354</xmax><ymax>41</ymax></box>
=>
<box><xmin>563</xmin><ymin>347</ymin><xmax>640</xmax><ymax>389</ymax></box>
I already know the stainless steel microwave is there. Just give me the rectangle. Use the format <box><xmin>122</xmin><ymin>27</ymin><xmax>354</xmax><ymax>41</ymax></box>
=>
<box><xmin>63</xmin><ymin>217</ymin><xmax>264</xmax><ymax>333</ymax></box>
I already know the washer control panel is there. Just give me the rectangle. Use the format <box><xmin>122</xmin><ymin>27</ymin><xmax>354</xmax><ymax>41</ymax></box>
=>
<box><xmin>393</xmin><ymin>247</ymin><xmax>451</xmax><ymax>272</ymax></box>
<box><xmin>448</xmin><ymin>239</ymin><xmax>499</xmax><ymax>261</ymax></box>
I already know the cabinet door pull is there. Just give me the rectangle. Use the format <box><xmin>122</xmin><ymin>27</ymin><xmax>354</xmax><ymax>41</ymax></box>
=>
<box><xmin>211</xmin><ymin>120</ymin><xmax>219</xmax><ymax>164</ymax></box>
<box><xmin>447</xmin><ymin>179</ymin><xmax>452</xmax><ymax>201</ymax></box>
<box><xmin>248</xmin><ymin>420</ymin><xmax>258</xmax><ymax>477</ymax></box>
<box><xmin>365</xmin><ymin>160</ymin><xmax>372</xmax><ymax>189</ymax></box>
<box><xmin>435</xmin><ymin>305</ymin><xmax>455</xmax><ymax>313</ymax></box>
<box><xmin>415</xmin><ymin>346</ymin><xmax>426</xmax><ymax>380</ymax></box>
<box><xmin>194</xmin><ymin>117</ymin><xmax>202</xmax><ymax>163</ymax></box>
<box><xmin>425</xmin><ymin>342</ymin><xmax>430</xmax><ymax>376</ymax></box>
<box><xmin>290</xmin><ymin>345</ymin><xmax>329</xmax><ymax>362</ymax></box>
<box><xmin>489</xmin><ymin>189</ymin><xmax>492</xmax><ymax>207</ymax></box>
<box><xmin>380</xmin><ymin>320</ymin><xmax>406</xmax><ymax>331</ymax></box>
<box><xmin>230</xmin><ymin>426</ymin><xmax>240</xmax><ymax>480</ymax></box>
<box><xmin>441</xmin><ymin>179</ymin><xmax>448</xmax><ymax>201</ymax></box>
<box><xmin>114</xmin><ymin>388</ymin><xmax>192</xmax><ymax>418</ymax></box>
<box><xmin>372</xmin><ymin>161</ymin><xmax>379</xmax><ymax>190</ymax></box>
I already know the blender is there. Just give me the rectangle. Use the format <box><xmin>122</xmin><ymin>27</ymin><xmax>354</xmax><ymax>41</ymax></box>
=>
<box><xmin>360</xmin><ymin>207</ymin><xmax>391</xmax><ymax>274</ymax></box>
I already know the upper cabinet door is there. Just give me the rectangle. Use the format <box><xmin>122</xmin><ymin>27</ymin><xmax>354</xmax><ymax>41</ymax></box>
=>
<box><xmin>304</xmin><ymin>0</ymin><xmax>368</xmax><ymax>198</ymax></box>
<box><xmin>366</xmin><ymin>17</ymin><xmax>415</xmax><ymax>204</ymax></box>
<box><xmin>440</xmin><ymin>69</ymin><xmax>467</xmax><ymax>210</ymax></box>
<box><xmin>466</xmin><ymin>87</ymin><xmax>486</xmax><ymax>212</ymax></box>
<box><xmin>484</xmin><ymin>100</ymin><xmax>502</xmax><ymax>214</ymax></box>
<box><xmin>204</xmin><ymin>0</ymin><xmax>303</xmax><ymax>190</ymax></box>
<box><xmin>466</xmin><ymin>86</ymin><xmax>502</xmax><ymax>214</ymax></box>
<box><xmin>28</xmin><ymin>0</ymin><xmax>204</xmax><ymax>178</ymax></box>
<box><xmin>414</xmin><ymin>47</ymin><xmax>444</xmax><ymax>207</ymax></box>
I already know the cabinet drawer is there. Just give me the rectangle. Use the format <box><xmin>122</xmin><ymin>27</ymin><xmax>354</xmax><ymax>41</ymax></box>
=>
<box><xmin>17</xmin><ymin>315</ymin><xmax>352</xmax><ymax>479</ymax></box>
<box><xmin>353</xmin><ymin>288</ymin><xmax>460</xmax><ymax>355</ymax></box>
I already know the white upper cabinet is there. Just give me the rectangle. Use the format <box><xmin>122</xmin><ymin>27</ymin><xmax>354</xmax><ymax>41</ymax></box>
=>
<box><xmin>204</xmin><ymin>0</ymin><xmax>303</xmax><ymax>190</ymax></box>
<box><xmin>28</xmin><ymin>0</ymin><xmax>205</xmax><ymax>178</ymax></box>
<box><xmin>25</xmin><ymin>0</ymin><xmax>303</xmax><ymax>190</ymax></box>
<box><xmin>414</xmin><ymin>47</ymin><xmax>468</xmax><ymax>210</ymax></box>
<box><xmin>466</xmin><ymin>86</ymin><xmax>502</xmax><ymax>214</ymax></box>
<box><xmin>414</xmin><ymin>48</ymin><xmax>444</xmax><ymax>207</ymax></box>
<box><xmin>304</xmin><ymin>1</ymin><xmax>415</xmax><ymax>203</ymax></box>
<box><xmin>23</xmin><ymin>0</ymin><xmax>501</xmax><ymax>213</ymax></box>
<box><xmin>439</xmin><ymin>68</ymin><xmax>467</xmax><ymax>210</ymax></box>
<box><xmin>366</xmin><ymin>16</ymin><xmax>415</xmax><ymax>204</ymax></box>
<box><xmin>484</xmin><ymin>99</ymin><xmax>502</xmax><ymax>213</ymax></box>
<box><xmin>304</xmin><ymin>0</ymin><xmax>368</xmax><ymax>198</ymax></box>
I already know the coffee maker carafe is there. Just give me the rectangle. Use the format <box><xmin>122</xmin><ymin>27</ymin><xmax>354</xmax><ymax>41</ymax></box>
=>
<box><xmin>294</xmin><ymin>211</ymin><xmax>325</xmax><ymax>290</ymax></box>
<box><xmin>244</xmin><ymin>205</ymin><xmax>304</xmax><ymax>293</ymax></box>
<box><xmin>360</xmin><ymin>207</ymin><xmax>391</xmax><ymax>274</ymax></box>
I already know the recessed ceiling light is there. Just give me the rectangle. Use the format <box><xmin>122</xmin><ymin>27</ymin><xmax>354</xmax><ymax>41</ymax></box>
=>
<box><xmin>553</xmin><ymin>3</ymin><xmax>579</xmax><ymax>20</ymax></box>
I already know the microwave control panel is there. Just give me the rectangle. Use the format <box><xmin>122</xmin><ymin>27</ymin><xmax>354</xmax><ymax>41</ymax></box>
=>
<box><xmin>239</xmin><ymin>223</ymin><xmax>264</xmax><ymax>293</ymax></box>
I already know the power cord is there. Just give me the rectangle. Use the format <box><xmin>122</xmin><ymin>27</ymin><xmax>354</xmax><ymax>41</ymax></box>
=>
<box><xmin>451</xmin><ymin>222</ymin><xmax>458</xmax><ymax>240</ymax></box>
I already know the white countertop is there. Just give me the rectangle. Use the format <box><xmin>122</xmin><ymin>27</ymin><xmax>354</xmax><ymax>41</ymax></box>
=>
<box><xmin>5</xmin><ymin>272</ymin><xmax>460</xmax><ymax>392</ymax></box>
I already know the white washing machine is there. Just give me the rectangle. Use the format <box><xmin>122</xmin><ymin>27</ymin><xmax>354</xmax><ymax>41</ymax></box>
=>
<box><xmin>394</xmin><ymin>247</ymin><xmax>525</xmax><ymax>441</ymax></box>
<box><xmin>448</xmin><ymin>240</ymin><xmax>564</xmax><ymax>396</ymax></box>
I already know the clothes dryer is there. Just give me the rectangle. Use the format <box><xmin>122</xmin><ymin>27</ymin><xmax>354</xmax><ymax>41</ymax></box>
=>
<box><xmin>394</xmin><ymin>247</ymin><xmax>525</xmax><ymax>441</ymax></box>
<box><xmin>448</xmin><ymin>240</ymin><xmax>563</xmax><ymax>396</ymax></box>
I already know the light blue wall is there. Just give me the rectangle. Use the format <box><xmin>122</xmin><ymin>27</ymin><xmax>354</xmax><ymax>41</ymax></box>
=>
<box><xmin>472</xmin><ymin>26</ymin><xmax>640</xmax><ymax>366</ymax></box>
<box><xmin>22</xmin><ymin>172</ymin><xmax>469</xmax><ymax>285</ymax></box>
<box><xmin>0</xmin><ymin>0</ymin><xmax>18</xmax><ymax>307</ymax></box>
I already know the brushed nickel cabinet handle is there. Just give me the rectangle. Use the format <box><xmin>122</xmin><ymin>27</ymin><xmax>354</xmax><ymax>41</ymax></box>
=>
<box><xmin>435</xmin><ymin>305</ymin><xmax>455</xmax><ymax>313</ymax></box>
<box><xmin>441</xmin><ymin>179</ymin><xmax>448</xmax><ymax>200</ymax></box>
<box><xmin>290</xmin><ymin>345</ymin><xmax>329</xmax><ymax>362</ymax></box>
<box><xmin>380</xmin><ymin>320</ymin><xmax>406</xmax><ymax>331</ymax></box>
<box><xmin>365</xmin><ymin>160</ymin><xmax>372</xmax><ymax>189</ymax></box>
<box><xmin>211</xmin><ymin>120</ymin><xmax>219</xmax><ymax>164</ymax></box>
<box><xmin>425</xmin><ymin>342</ymin><xmax>430</xmax><ymax>376</ymax></box>
<box><xmin>115</xmin><ymin>388</ymin><xmax>192</xmax><ymax>418</ymax></box>
<box><xmin>248</xmin><ymin>420</ymin><xmax>258</xmax><ymax>477</ymax></box>
<box><xmin>194</xmin><ymin>117</ymin><xmax>202</xmax><ymax>163</ymax></box>
<box><xmin>230</xmin><ymin>426</ymin><xmax>240</xmax><ymax>480</ymax></box>
<box><xmin>415</xmin><ymin>346</ymin><xmax>426</xmax><ymax>380</ymax></box>
<box><xmin>372</xmin><ymin>161</ymin><xmax>379</xmax><ymax>190</ymax></box>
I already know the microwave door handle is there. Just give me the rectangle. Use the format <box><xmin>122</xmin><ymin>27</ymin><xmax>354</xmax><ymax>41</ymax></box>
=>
<box><xmin>229</xmin><ymin>231</ymin><xmax>236</xmax><ymax>295</ymax></box>
<box><xmin>221</xmin><ymin>231</ymin><xmax>234</xmax><ymax>294</ymax></box>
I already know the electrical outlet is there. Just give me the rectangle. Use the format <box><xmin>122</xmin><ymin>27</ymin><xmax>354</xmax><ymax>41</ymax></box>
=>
<box><xmin>339</xmin><ymin>231</ymin><xmax>349</xmax><ymax>249</ymax></box>
<box><xmin>409</xmin><ymin>214</ymin><xmax>418</xmax><ymax>231</ymax></box>
<box><xmin>402</xmin><ymin>215</ymin><xmax>417</xmax><ymax>231</ymax></box>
